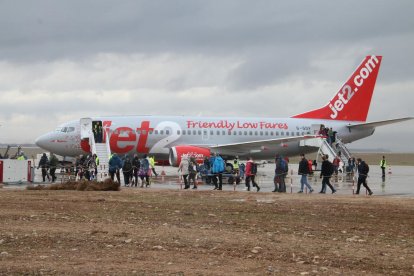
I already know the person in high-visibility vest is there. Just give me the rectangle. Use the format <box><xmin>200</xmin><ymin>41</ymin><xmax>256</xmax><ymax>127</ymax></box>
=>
<box><xmin>149</xmin><ymin>156</ymin><xmax>158</xmax><ymax>177</ymax></box>
<box><xmin>233</xmin><ymin>156</ymin><xmax>240</xmax><ymax>177</ymax></box>
<box><xmin>380</xmin><ymin>156</ymin><xmax>387</xmax><ymax>178</ymax></box>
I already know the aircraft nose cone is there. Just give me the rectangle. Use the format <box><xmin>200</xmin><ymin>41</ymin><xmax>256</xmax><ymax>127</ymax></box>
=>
<box><xmin>35</xmin><ymin>133</ymin><xmax>50</xmax><ymax>150</ymax></box>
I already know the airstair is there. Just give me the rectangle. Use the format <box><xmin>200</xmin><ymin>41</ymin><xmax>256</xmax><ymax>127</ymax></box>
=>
<box><xmin>92</xmin><ymin>133</ymin><xmax>111</xmax><ymax>181</ymax></box>
<box><xmin>80</xmin><ymin>118</ymin><xmax>111</xmax><ymax>181</ymax></box>
<box><xmin>300</xmin><ymin>136</ymin><xmax>352</xmax><ymax>166</ymax></box>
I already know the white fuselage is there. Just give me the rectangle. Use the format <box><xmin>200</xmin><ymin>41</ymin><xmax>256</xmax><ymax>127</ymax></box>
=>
<box><xmin>35</xmin><ymin>115</ymin><xmax>374</xmax><ymax>161</ymax></box>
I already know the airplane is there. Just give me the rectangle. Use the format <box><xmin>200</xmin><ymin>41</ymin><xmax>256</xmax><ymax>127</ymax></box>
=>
<box><xmin>35</xmin><ymin>55</ymin><xmax>413</xmax><ymax>166</ymax></box>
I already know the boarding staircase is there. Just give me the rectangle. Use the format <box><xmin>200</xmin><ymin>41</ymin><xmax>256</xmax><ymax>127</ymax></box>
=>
<box><xmin>90</xmin><ymin>132</ymin><xmax>111</xmax><ymax>181</ymax></box>
<box><xmin>300</xmin><ymin>136</ymin><xmax>352</xmax><ymax>167</ymax></box>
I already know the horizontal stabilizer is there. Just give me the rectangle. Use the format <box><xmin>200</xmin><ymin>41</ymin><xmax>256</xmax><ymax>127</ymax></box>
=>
<box><xmin>348</xmin><ymin>117</ymin><xmax>413</xmax><ymax>129</ymax></box>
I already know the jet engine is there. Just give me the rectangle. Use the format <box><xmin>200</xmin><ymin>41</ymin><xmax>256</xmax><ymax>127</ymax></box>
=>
<box><xmin>169</xmin><ymin>146</ymin><xmax>211</xmax><ymax>167</ymax></box>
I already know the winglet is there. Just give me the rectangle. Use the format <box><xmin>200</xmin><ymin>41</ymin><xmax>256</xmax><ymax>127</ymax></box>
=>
<box><xmin>292</xmin><ymin>55</ymin><xmax>382</xmax><ymax>122</ymax></box>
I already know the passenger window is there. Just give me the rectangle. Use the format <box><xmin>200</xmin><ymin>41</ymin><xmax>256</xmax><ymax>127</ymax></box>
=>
<box><xmin>276</xmin><ymin>131</ymin><xmax>279</xmax><ymax>136</ymax></box>
<box><xmin>265</xmin><ymin>131</ymin><xmax>268</xmax><ymax>136</ymax></box>
<box><xmin>286</xmin><ymin>131</ymin><xmax>289</xmax><ymax>136</ymax></box>
<box><xmin>254</xmin><ymin>131</ymin><xmax>258</xmax><ymax>136</ymax></box>
<box><xmin>239</xmin><ymin>131</ymin><xmax>242</xmax><ymax>135</ymax></box>
<box><xmin>210</xmin><ymin>130</ymin><xmax>214</xmax><ymax>135</ymax></box>
<box><xmin>187</xmin><ymin>130</ymin><xmax>191</xmax><ymax>135</ymax></box>
<box><xmin>182</xmin><ymin>130</ymin><xmax>186</xmax><ymax>135</ymax></box>
<box><xmin>149</xmin><ymin>131</ymin><xmax>153</xmax><ymax>135</ymax></box>
<box><xmin>297</xmin><ymin>132</ymin><xmax>300</xmax><ymax>136</ymax></box>
<box><xmin>142</xmin><ymin>130</ymin><xmax>147</xmax><ymax>135</ymax></box>
<box><xmin>222</xmin><ymin>130</ymin><xmax>225</xmax><ymax>135</ymax></box>
<box><xmin>270</xmin><ymin>131</ymin><xmax>274</xmax><ymax>136</ymax></box>
<box><xmin>62</xmin><ymin>127</ymin><xmax>68</xmax><ymax>132</ymax></box>
<box><xmin>244</xmin><ymin>131</ymin><xmax>247</xmax><ymax>135</ymax></box>
<box><xmin>160</xmin><ymin>130</ymin><xmax>164</xmax><ymax>135</ymax></box>
<box><xmin>193</xmin><ymin>130</ymin><xmax>196</xmax><ymax>135</ymax></box>
<box><xmin>198</xmin><ymin>130</ymin><xmax>201</xmax><ymax>135</ymax></box>
<box><xmin>217</xmin><ymin>130</ymin><xmax>220</xmax><ymax>135</ymax></box>
<box><xmin>233</xmin><ymin>131</ymin><xmax>237</xmax><ymax>136</ymax></box>
<box><xmin>166</xmin><ymin>130</ymin><xmax>170</xmax><ymax>135</ymax></box>
<box><xmin>302</xmin><ymin>132</ymin><xmax>305</xmax><ymax>136</ymax></box>
<box><xmin>249</xmin><ymin>131</ymin><xmax>253</xmax><ymax>136</ymax></box>
<box><xmin>203</xmin><ymin>130</ymin><xmax>207</xmax><ymax>135</ymax></box>
<box><xmin>281</xmin><ymin>132</ymin><xmax>284</xmax><ymax>136</ymax></box>
<box><xmin>177</xmin><ymin>130</ymin><xmax>180</xmax><ymax>135</ymax></box>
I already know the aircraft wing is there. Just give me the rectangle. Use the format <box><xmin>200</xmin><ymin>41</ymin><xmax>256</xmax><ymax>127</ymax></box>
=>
<box><xmin>347</xmin><ymin>117</ymin><xmax>413</xmax><ymax>129</ymax></box>
<box><xmin>209</xmin><ymin>135</ymin><xmax>320</xmax><ymax>155</ymax></box>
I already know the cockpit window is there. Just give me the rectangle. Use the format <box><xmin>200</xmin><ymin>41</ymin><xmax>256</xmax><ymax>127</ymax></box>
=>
<box><xmin>55</xmin><ymin>126</ymin><xmax>75</xmax><ymax>133</ymax></box>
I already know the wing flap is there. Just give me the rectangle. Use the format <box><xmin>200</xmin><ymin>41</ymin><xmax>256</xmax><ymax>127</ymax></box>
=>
<box><xmin>209</xmin><ymin>135</ymin><xmax>321</xmax><ymax>155</ymax></box>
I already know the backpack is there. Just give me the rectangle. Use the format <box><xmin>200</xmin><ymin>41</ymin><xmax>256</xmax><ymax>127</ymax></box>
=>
<box><xmin>364</xmin><ymin>163</ymin><xmax>370</xmax><ymax>174</ymax></box>
<box><xmin>280</xmin><ymin>159</ymin><xmax>288</xmax><ymax>174</ymax></box>
<box><xmin>213</xmin><ymin>157</ymin><xmax>225</xmax><ymax>173</ymax></box>
<box><xmin>250</xmin><ymin>162</ymin><xmax>258</xmax><ymax>174</ymax></box>
<box><xmin>327</xmin><ymin>161</ymin><xmax>334</xmax><ymax>175</ymax></box>
<box><xmin>188</xmin><ymin>162</ymin><xmax>197</xmax><ymax>174</ymax></box>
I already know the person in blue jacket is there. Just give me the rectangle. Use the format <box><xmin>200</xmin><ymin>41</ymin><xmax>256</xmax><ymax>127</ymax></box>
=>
<box><xmin>109</xmin><ymin>153</ymin><xmax>123</xmax><ymax>183</ymax></box>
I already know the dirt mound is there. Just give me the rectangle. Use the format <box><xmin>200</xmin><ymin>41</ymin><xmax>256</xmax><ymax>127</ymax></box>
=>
<box><xmin>26</xmin><ymin>179</ymin><xmax>120</xmax><ymax>191</ymax></box>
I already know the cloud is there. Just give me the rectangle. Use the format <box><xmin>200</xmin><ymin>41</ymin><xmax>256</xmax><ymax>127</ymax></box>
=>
<box><xmin>0</xmin><ymin>0</ymin><xmax>413</xmax><ymax>151</ymax></box>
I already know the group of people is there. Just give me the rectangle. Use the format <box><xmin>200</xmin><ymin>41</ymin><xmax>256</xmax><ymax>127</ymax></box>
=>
<box><xmin>108</xmin><ymin>154</ymin><xmax>158</xmax><ymax>187</ymax></box>
<box><xmin>318</xmin><ymin>125</ymin><xmax>337</xmax><ymax>146</ymax></box>
<box><xmin>37</xmin><ymin>152</ymin><xmax>60</xmax><ymax>182</ymax></box>
<box><xmin>295</xmin><ymin>153</ymin><xmax>373</xmax><ymax>195</ymax></box>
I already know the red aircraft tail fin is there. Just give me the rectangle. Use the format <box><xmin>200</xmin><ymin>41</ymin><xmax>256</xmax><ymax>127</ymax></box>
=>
<box><xmin>292</xmin><ymin>55</ymin><xmax>382</xmax><ymax>122</ymax></box>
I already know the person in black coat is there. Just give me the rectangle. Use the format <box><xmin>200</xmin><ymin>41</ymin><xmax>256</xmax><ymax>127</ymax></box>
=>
<box><xmin>319</xmin><ymin>155</ymin><xmax>336</xmax><ymax>194</ymax></box>
<box><xmin>37</xmin><ymin>153</ymin><xmax>50</xmax><ymax>182</ymax></box>
<box><xmin>356</xmin><ymin>158</ymin><xmax>373</xmax><ymax>195</ymax></box>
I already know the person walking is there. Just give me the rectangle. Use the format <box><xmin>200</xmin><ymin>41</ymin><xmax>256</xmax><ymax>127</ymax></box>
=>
<box><xmin>122</xmin><ymin>155</ymin><xmax>133</xmax><ymax>187</ymax></box>
<box><xmin>273</xmin><ymin>155</ymin><xmax>288</xmax><ymax>192</ymax></box>
<box><xmin>139</xmin><ymin>154</ymin><xmax>150</xmax><ymax>187</ymax></box>
<box><xmin>108</xmin><ymin>153</ymin><xmax>123</xmax><ymax>183</ymax></box>
<box><xmin>356</xmin><ymin>158</ymin><xmax>373</xmax><ymax>195</ymax></box>
<box><xmin>211</xmin><ymin>153</ymin><xmax>225</xmax><ymax>190</ymax></box>
<box><xmin>319</xmin><ymin>155</ymin><xmax>336</xmax><ymax>194</ymax></box>
<box><xmin>178</xmin><ymin>155</ymin><xmax>190</xmax><ymax>189</ymax></box>
<box><xmin>149</xmin><ymin>156</ymin><xmax>158</xmax><ymax>177</ymax></box>
<box><xmin>380</xmin><ymin>156</ymin><xmax>387</xmax><ymax>178</ymax></box>
<box><xmin>49</xmin><ymin>153</ymin><xmax>59</xmax><ymax>182</ymax></box>
<box><xmin>188</xmin><ymin>156</ymin><xmax>198</xmax><ymax>189</ymax></box>
<box><xmin>298</xmin><ymin>154</ymin><xmax>314</xmax><ymax>193</ymax></box>
<box><xmin>37</xmin><ymin>153</ymin><xmax>49</xmax><ymax>182</ymax></box>
<box><xmin>132</xmin><ymin>154</ymin><xmax>140</xmax><ymax>187</ymax></box>
<box><xmin>245</xmin><ymin>157</ymin><xmax>260</xmax><ymax>192</ymax></box>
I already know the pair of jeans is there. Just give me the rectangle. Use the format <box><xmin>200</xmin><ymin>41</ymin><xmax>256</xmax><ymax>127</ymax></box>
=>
<box><xmin>300</xmin><ymin>174</ymin><xmax>312</xmax><ymax>192</ymax></box>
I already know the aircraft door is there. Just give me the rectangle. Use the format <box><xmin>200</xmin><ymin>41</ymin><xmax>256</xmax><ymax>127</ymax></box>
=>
<box><xmin>92</xmin><ymin>120</ymin><xmax>103</xmax><ymax>143</ymax></box>
<box><xmin>202</xmin><ymin>129</ymin><xmax>210</xmax><ymax>141</ymax></box>
<box><xmin>311</xmin><ymin>124</ymin><xmax>323</xmax><ymax>135</ymax></box>
<box><xmin>80</xmin><ymin>118</ymin><xmax>93</xmax><ymax>140</ymax></box>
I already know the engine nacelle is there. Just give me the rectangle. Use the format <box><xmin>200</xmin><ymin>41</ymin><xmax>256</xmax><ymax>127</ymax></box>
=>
<box><xmin>169</xmin><ymin>146</ymin><xmax>211</xmax><ymax>167</ymax></box>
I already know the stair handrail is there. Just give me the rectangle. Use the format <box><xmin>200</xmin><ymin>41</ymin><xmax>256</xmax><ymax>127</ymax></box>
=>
<box><xmin>336</xmin><ymin>137</ymin><xmax>352</xmax><ymax>160</ymax></box>
<box><xmin>105</xmin><ymin>131</ymin><xmax>111</xmax><ymax>159</ymax></box>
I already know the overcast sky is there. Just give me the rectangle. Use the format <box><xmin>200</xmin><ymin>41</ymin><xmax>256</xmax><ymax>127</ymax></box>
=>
<box><xmin>0</xmin><ymin>0</ymin><xmax>413</xmax><ymax>152</ymax></box>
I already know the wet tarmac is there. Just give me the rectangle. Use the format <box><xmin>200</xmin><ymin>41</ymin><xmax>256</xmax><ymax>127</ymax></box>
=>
<box><xmin>3</xmin><ymin>163</ymin><xmax>413</xmax><ymax>197</ymax></box>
